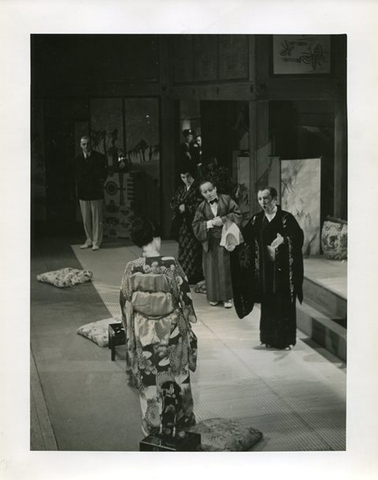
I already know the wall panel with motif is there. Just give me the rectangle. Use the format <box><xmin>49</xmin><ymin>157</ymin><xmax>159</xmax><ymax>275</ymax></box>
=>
<box><xmin>218</xmin><ymin>35</ymin><xmax>249</xmax><ymax>81</ymax></box>
<box><xmin>281</xmin><ymin>158</ymin><xmax>321</xmax><ymax>255</ymax></box>
<box><xmin>124</xmin><ymin>98</ymin><xmax>160</xmax><ymax>224</ymax></box>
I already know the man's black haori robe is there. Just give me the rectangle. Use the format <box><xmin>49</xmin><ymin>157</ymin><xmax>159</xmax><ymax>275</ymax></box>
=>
<box><xmin>231</xmin><ymin>206</ymin><xmax>304</xmax><ymax>349</ymax></box>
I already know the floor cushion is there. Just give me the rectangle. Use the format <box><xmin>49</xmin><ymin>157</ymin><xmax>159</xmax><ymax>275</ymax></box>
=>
<box><xmin>37</xmin><ymin>267</ymin><xmax>93</xmax><ymax>288</ymax></box>
<box><xmin>194</xmin><ymin>280</ymin><xmax>207</xmax><ymax>294</ymax></box>
<box><xmin>321</xmin><ymin>219</ymin><xmax>347</xmax><ymax>260</ymax></box>
<box><xmin>190</xmin><ymin>417</ymin><xmax>263</xmax><ymax>451</ymax></box>
<box><xmin>76</xmin><ymin>317</ymin><xmax>122</xmax><ymax>348</ymax></box>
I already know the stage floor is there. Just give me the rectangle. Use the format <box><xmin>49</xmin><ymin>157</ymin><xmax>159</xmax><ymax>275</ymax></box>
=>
<box><xmin>60</xmin><ymin>238</ymin><xmax>346</xmax><ymax>451</ymax></box>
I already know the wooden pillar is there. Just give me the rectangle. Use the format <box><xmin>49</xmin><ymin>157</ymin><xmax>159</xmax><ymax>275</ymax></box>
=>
<box><xmin>249</xmin><ymin>100</ymin><xmax>270</xmax><ymax>215</ymax></box>
<box><xmin>334</xmin><ymin>98</ymin><xmax>347</xmax><ymax>219</ymax></box>
<box><xmin>248</xmin><ymin>35</ymin><xmax>271</xmax><ymax>216</ymax></box>
<box><xmin>160</xmin><ymin>98</ymin><xmax>177</xmax><ymax>238</ymax></box>
<box><xmin>159</xmin><ymin>36</ymin><xmax>177</xmax><ymax>238</ymax></box>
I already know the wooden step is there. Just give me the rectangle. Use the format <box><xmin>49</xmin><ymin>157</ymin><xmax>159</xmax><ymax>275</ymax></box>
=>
<box><xmin>303</xmin><ymin>276</ymin><xmax>347</xmax><ymax>322</ymax></box>
<box><xmin>297</xmin><ymin>301</ymin><xmax>347</xmax><ymax>362</ymax></box>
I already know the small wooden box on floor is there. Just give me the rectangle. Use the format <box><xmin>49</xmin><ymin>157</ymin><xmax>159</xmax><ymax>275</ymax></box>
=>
<box><xmin>140</xmin><ymin>432</ymin><xmax>201</xmax><ymax>452</ymax></box>
<box><xmin>108</xmin><ymin>323</ymin><xmax>126</xmax><ymax>361</ymax></box>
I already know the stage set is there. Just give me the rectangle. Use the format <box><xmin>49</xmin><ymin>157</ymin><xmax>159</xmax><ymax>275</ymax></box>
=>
<box><xmin>30</xmin><ymin>236</ymin><xmax>346</xmax><ymax>451</ymax></box>
<box><xmin>30</xmin><ymin>34</ymin><xmax>347</xmax><ymax>452</ymax></box>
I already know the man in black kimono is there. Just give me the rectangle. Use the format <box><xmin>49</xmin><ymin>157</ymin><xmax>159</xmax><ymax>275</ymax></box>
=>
<box><xmin>231</xmin><ymin>186</ymin><xmax>304</xmax><ymax>349</ymax></box>
<box><xmin>75</xmin><ymin>136</ymin><xmax>108</xmax><ymax>251</ymax></box>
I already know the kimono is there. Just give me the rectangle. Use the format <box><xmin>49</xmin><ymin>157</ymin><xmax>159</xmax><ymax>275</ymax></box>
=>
<box><xmin>171</xmin><ymin>182</ymin><xmax>204</xmax><ymax>284</ymax></box>
<box><xmin>120</xmin><ymin>255</ymin><xmax>198</xmax><ymax>436</ymax></box>
<box><xmin>231</xmin><ymin>206</ymin><xmax>304</xmax><ymax>349</ymax></box>
<box><xmin>192</xmin><ymin>194</ymin><xmax>242</xmax><ymax>303</ymax></box>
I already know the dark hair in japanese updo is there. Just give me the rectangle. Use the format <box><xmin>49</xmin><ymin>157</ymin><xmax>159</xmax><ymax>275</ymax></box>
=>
<box><xmin>179</xmin><ymin>160</ymin><xmax>196</xmax><ymax>178</ymax></box>
<box><xmin>131</xmin><ymin>217</ymin><xmax>161</xmax><ymax>248</ymax></box>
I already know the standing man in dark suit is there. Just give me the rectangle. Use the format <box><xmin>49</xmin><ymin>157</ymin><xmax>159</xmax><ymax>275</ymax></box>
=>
<box><xmin>75</xmin><ymin>135</ymin><xmax>108</xmax><ymax>251</ymax></box>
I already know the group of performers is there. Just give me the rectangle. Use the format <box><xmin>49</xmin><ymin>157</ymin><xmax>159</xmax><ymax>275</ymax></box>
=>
<box><xmin>119</xmin><ymin>131</ymin><xmax>304</xmax><ymax>438</ymax></box>
<box><xmin>76</xmin><ymin>130</ymin><xmax>305</xmax><ymax>439</ymax></box>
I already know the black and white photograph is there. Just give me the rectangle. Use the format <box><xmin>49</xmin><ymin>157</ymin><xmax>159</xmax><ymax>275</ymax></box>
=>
<box><xmin>1</xmin><ymin>1</ymin><xmax>378</xmax><ymax>479</ymax></box>
<box><xmin>29</xmin><ymin>32</ymin><xmax>347</xmax><ymax>452</ymax></box>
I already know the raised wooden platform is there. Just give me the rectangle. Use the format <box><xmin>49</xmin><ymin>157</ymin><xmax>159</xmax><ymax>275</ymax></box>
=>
<box><xmin>298</xmin><ymin>256</ymin><xmax>347</xmax><ymax>362</ymax></box>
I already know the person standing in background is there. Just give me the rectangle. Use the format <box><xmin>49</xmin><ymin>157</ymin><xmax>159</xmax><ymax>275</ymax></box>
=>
<box><xmin>75</xmin><ymin>135</ymin><xmax>108</xmax><ymax>251</ymax></box>
<box><xmin>171</xmin><ymin>162</ymin><xmax>204</xmax><ymax>285</ymax></box>
<box><xmin>190</xmin><ymin>134</ymin><xmax>204</xmax><ymax>177</ymax></box>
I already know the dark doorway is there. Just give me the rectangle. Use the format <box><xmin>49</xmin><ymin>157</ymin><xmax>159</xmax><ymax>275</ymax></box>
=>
<box><xmin>44</xmin><ymin>117</ymin><xmax>77</xmax><ymax>233</ymax></box>
<box><xmin>200</xmin><ymin>101</ymin><xmax>249</xmax><ymax>169</ymax></box>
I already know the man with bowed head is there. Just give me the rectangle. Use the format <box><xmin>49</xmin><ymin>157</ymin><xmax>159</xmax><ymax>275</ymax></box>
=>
<box><xmin>75</xmin><ymin>135</ymin><xmax>108</xmax><ymax>251</ymax></box>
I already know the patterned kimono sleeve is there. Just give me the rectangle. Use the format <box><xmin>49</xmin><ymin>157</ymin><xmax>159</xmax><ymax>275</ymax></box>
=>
<box><xmin>186</xmin><ymin>186</ymin><xmax>203</xmax><ymax>216</ymax></box>
<box><xmin>170</xmin><ymin>186</ymin><xmax>183</xmax><ymax>212</ymax></box>
<box><xmin>220</xmin><ymin>196</ymin><xmax>242</xmax><ymax>227</ymax></box>
<box><xmin>170</xmin><ymin>187</ymin><xmax>184</xmax><ymax>239</ymax></box>
<box><xmin>173</xmin><ymin>260</ymin><xmax>197</xmax><ymax>324</ymax></box>
<box><xmin>192</xmin><ymin>203</ymin><xmax>208</xmax><ymax>242</ymax></box>
<box><xmin>119</xmin><ymin>262</ymin><xmax>134</xmax><ymax>336</ymax></box>
<box><xmin>280</xmin><ymin>212</ymin><xmax>304</xmax><ymax>303</ymax></box>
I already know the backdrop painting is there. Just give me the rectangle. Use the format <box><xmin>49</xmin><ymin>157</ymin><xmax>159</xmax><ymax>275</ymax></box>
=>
<box><xmin>273</xmin><ymin>35</ymin><xmax>331</xmax><ymax>75</ymax></box>
<box><xmin>281</xmin><ymin>158</ymin><xmax>321</xmax><ymax>255</ymax></box>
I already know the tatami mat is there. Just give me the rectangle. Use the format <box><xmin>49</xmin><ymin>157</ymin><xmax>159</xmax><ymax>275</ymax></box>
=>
<box><xmin>71</xmin><ymin>240</ymin><xmax>346</xmax><ymax>451</ymax></box>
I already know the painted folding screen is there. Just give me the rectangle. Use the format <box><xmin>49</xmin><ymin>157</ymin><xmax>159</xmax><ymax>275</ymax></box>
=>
<box><xmin>281</xmin><ymin>158</ymin><xmax>321</xmax><ymax>255</ymax></box>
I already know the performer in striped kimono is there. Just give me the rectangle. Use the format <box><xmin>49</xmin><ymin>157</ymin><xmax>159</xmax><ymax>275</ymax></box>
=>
<box><xmin>192</xmin><ymin>179</ymin><xmax>242</xmax><ymax>309</ymax></box>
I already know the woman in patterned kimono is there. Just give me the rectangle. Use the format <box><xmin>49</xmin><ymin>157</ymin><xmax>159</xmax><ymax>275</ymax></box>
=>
<box><xmin>192</xmin><ymin>179</ymin><xmax>242</xmax><ymax>309</ymax></box>
<box><xmin>231</xmin><ymin>187</ymin><xmax>304</xmax><ymax>350</ymax></box>
<box><xmin>120</xmin><ymin>217</ymin><xmax>198</xmax><ymax>436</ymax></box>
<box><xmin>171</xmin><ymin>163</ymin><xmax>204</xmax><ymax>284</ymax></box>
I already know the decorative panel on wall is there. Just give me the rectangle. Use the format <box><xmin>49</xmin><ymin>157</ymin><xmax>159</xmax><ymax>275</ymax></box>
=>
<box><xmin>90</xmin><ymin>98</ymin><xmax>129</xmax><ymax>238</ymax></box>
<box><xmin>272</xmin><ymin>35</ymin><xmax>331</xmax><ymax>75</ymax></box>
<box><xmin>172</xmin><ymin>35</ymin><xmax>194</xmax><ymax>83</ymax></box>
<box><xmin>256</xmin><ymin>156</ymin><xmax>281</xmax><ymax>202</ymax></box>
<box><xmin>281</xmin><ymin>158</ymin><xmax>321</xmax><ymax>255</ymax></box>
<box><xmin>124</xmin><ymin>98</ymin><xmax>161</xmax><ymax>223</ymax></box>
<box><xmin>218</xmin><ymin>35</ymin><xmax>249</xmax><ymax>80</ymax></box>
<box><xmin>193</xmin><ymin>35</ymin><xmax>217</xmax><ymax>82</ymax></box>
<box><xmin>89</xmin><ymin>97</ymin><xmax>161</xmax><ymax>237</ymax></box>
<box><xmin>90</xmin><ymin>98</ymin><xmax>125</xmax><ymax>171</ymax></box>
<box><xmin>103</xmin><ymin>173</ymin><xmax>134</xmax><ymax>239</ymax></box>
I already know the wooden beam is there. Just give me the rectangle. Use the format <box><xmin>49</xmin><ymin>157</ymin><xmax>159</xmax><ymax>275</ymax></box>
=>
<box><xmin>160</xmin><ymin>98</ymin><xmax>177</xmax><ymax>238</ymax></box>
<box><xmin>334</xmin><ymin>98</ymin><xmax>347</xmax><ymax>219</ymax></box>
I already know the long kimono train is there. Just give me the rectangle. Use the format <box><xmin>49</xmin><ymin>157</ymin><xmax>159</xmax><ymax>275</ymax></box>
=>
<box><xmin>231</xmin><ymin>206</ymin><xmax>304</xmax><ymax>349</ymax></box>
<box><xmin>171</xmin><ymin>182</ymin><xmax>204</xmax><ymax>284</ymax></box>
<box><xmin>120</xmin><ymin>256</ymin><xmax>198</xmax><ymax>436</ymax></box>
<box><xmin>192</xmin><ymin>194</ymin><xmax>242</xmax><ymax>303</ymax></box>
